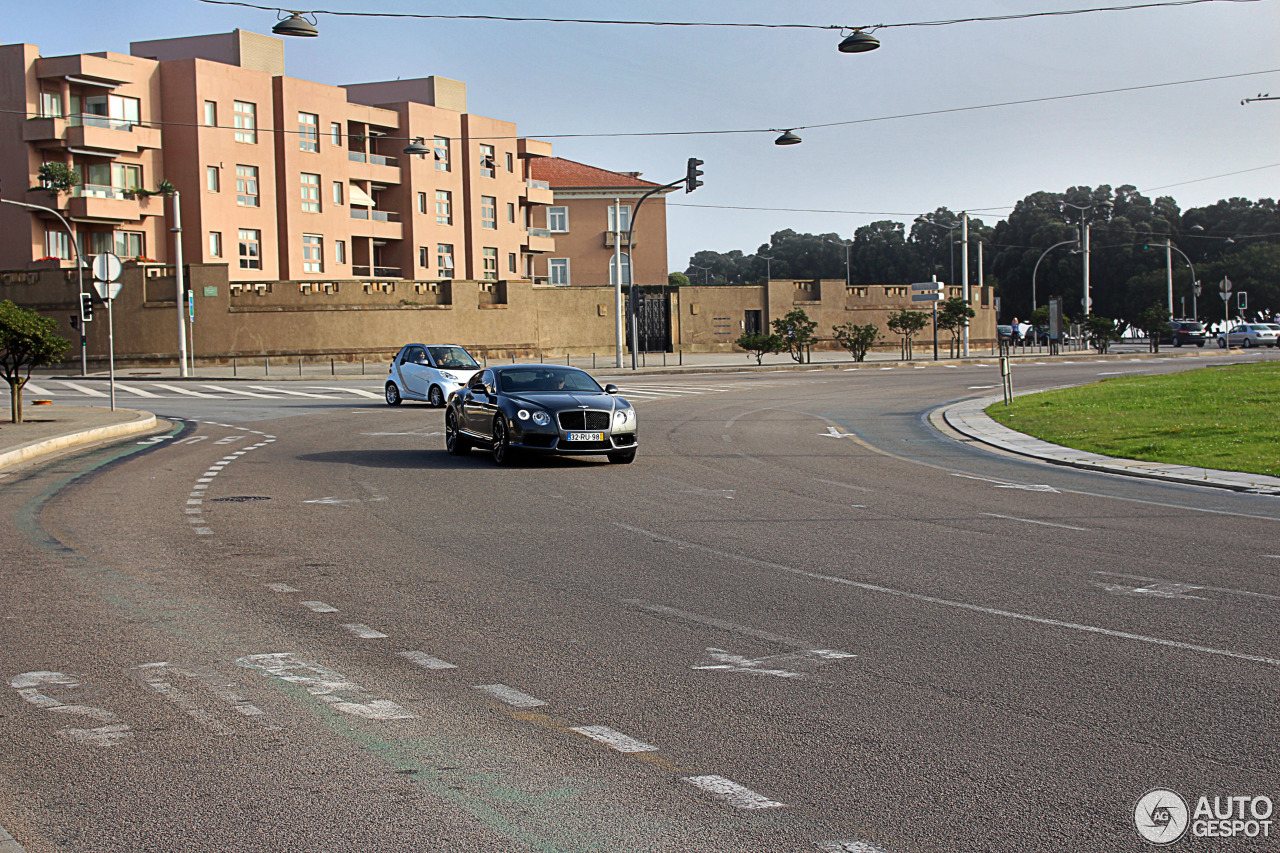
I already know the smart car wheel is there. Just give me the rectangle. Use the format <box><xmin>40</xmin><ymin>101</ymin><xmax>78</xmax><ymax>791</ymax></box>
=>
<box><xmin>428</xmin><ymin>385</ymin><xmax>445</xmax><ymax>408</ymax></box>
<box><xmin>385</xmin><ymin>382</ymin><xmax>402</xmax><ymax>406</ymax></box>
<box><xmin>608</xmin><ymin>449</ymin><xmax>636</xmax><ymax>464</ymax></box>
<box><xmin>445</xmin><ymin>410</ymin><xmax>470</xmax><ymax>455</ymax></box>
<box><xmin>492</xmin><ymin>416</ymin><xmax>513</xmax><ymax>466</ymax></box>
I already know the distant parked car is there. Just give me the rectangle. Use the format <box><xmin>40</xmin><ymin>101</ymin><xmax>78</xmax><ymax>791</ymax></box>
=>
<box><xmin>1160</xmin><ymin>320</ymin><xmax>1207</xmax><ymax>347</ymax></box>
<box><xmin>1216</xmin><ymin>324</ymin><xmax>1279</xmax><ymax>348</ymax></box>
<box><xmin>997</xmin><ymin>325</ymin><xmax>1014</xmax><ymax>343</ymax></box>
<box><xmin>386</xmin><ymin>344</ymin><xmax>481</xmax><ymax>406</ymax></box>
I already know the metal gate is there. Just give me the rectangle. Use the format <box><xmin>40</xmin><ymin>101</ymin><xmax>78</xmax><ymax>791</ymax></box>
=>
<box><xmin>627</xmin><ymin>288</ymin><xmax>671</xmax><ymax>353</ymax></box>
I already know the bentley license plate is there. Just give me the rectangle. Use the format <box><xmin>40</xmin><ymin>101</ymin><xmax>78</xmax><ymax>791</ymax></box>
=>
<box><xmin>567</xmin><ymin>432</ymin><xmax>604</xmax><ymax>442</ymax></box>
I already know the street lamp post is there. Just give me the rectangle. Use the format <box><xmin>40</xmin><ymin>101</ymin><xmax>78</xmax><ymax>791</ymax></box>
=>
<box><xmin>1030</xmin><ymin>238</ymin><xmax>1081</xmax><ymax>320</ymax></box>
<box><xmin>758</xmin><ymin>254</ymin><xmax>774</xmax><ymax>283</ymax></box>
<box><xmin>1150</xmin><ymin>239</ymin><xmax>1197</xmax><ymax>319</ymax></box>
<box><xmin>825</xmin><ymin>239</ymin><xmax>853</xmax><ymax>289</ymax></box>
<box><xmin>1061</xmin><ymin>201</ymin><xmax>1111</xmax><ymax>316</ymax></box>
<box><xmin>1</xmin><ymin>197</ymin><xmax>87</xmax><ymax>375</ymax></box>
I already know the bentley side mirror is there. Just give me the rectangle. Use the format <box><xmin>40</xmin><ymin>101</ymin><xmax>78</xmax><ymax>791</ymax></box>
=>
<box><xmin>605</xmin><ymin>384</ymin><xmax>619</xmax><ymax>395</ymax></box>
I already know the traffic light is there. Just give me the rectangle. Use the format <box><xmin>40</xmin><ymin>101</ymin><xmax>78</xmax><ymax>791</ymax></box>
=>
<box><xmin>685</xmin><ymin>157</ymin><xmax>704</xmax><ymax>194</ymax></box>
<box><xmin>79</xmin><ymin>291</ymin><xmax>93</xmax><ymax>323</ymax></box>
<box><xmin>1238</xmin><ymin>291</ymin><xmax>1247</xmax><ymax>310</ymax></box>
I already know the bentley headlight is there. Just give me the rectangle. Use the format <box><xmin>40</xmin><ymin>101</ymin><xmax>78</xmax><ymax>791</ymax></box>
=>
<box><xmin>614</xmin><ymin>408</ymin><xmax>635</xmax><ymax>425</ymax></box>
<box><xmin>517</xmin><ymin>409</ymin><xmax>530</xmax><ymax>421</ymax></box>
<box><xmin>532</xmin><ymin>411</ymin><xmax>551</xmax><ymax>426</ymax></box>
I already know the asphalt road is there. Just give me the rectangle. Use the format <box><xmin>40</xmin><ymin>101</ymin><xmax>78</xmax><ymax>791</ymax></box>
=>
<box><xmin>2</xmin><ymin>351</ymin><xmax>1278</xmax><ymax>852</ymax></box>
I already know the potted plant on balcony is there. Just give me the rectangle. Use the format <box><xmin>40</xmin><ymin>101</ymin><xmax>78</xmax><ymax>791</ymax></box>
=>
<box><xmin>31</xmin><ymin>162</ymin><xmax>80</xmax><ymax>206</ymax></box>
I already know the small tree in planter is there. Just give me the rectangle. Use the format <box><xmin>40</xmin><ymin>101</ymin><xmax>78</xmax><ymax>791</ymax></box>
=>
<box><xmin>886</xmin><ymin>308</ymin><xmax>930</xmax><ymax>361</ymax></box>
<box><xmin>1083</xmin><ymin>314</ymin><xmax>1123</xmax><ymax>353</ymax></box>
<box><xmin>771</xmin><ymin>308</ymin><xmax>818</xmax><ymax>363</ymax></box>
<box><xmin>1134</xmin><ymin>303</ymin><xmax>1172</xmax><ymax>352</ymax></box>
<box><xmin>1</xmin><ymin>300</ymin><xmax>71</xmax><ymax>424</ymax></box>
<box><xmin>32</xmin><ymin>162</ymin><xmax>80</xmax><ymax>204</ymax></box>
<box><xmin>936</xmin><ymin>297</ymin><xmax>976</xmax><ymax>357</ymax></box>
<box><xmin>736</xmin><ymin>331</ymin><xmax>783</xmax><ymax>365</ymax></box>
<box><xmin>833</xmin><ymin>322</ymin><xmax>879</xmax><ymax>362</ymax></box>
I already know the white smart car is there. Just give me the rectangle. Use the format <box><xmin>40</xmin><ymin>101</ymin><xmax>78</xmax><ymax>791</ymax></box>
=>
<box><xmin>385</xmin><ymin>344</ymin><xmax>481</xmax><ymax>407</ymax></box>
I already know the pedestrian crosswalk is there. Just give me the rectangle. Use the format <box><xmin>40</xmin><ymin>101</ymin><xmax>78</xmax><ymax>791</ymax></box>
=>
<box><xmin>21</xmin><ymin>379</ymin><xmax>734</xmax><ymax>403</ymax></box>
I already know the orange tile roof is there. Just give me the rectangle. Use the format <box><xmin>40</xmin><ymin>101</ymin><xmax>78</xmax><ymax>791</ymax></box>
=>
<box><xmin>529</xmin><ymin>157</ymin><xmax>660</xmax><ymax>189</ymax></box>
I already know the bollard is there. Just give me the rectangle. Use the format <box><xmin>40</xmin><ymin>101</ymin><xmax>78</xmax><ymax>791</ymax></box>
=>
<box><xmin>232</xmin><ymin>357</ymin><xmax>237</xmax><ymax>377</ymax></box>
<box><xmin>663</xmin><ymin>351</ymin><xmax>667</xmax><ymax>367</ymax></box>
<box><xmin>361</xmin><ymin>357</ymin><xmax>366</xmax><ymax>375</ymax></box>
<box><xmin>592</xmin><ymin>352</ymin><xmax>596</xmax><ymax>370</ymax></box>
<box><xmin>298</xmin><ymin>357</ymin><xmax>303</xmax><ymax>376</ymax></box>
<box><xmin>679</xmin><ymin>349</ymin><xmax>683</xmax><ymax>366</ymax></box>
<box><xmin>331</xmin><ymin>357</ymin><xmax>335</xmax><ymax>376</ymax></box>
<box><xmin>265</xmin><ymin>357</ymin><xmax>269</xmax><ymax>376</ymax></box>
<box><xmin>566</xmin><ymin>353</ymin><xmax>570</xmax><ymax>366</ymax></box>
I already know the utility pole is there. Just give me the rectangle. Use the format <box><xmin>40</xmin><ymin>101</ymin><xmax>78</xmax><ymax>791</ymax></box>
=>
<box><xmin>172</xmin><ymin>189</ymin><xmax>189</xmax><ymax>376</ymax></box>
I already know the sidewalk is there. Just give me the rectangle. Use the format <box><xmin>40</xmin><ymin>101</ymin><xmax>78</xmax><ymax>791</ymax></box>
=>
<box><xmin>0</xmin><ymin>404</ymin><xmax>158</xmax><ymax>474</ymax></box>
<box><xmin>935</xmin><ymin>395</ymin><xmax>1280</xmax><ymax>495</ymax></box>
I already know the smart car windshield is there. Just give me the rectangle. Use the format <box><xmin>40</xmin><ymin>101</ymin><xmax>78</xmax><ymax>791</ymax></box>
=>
<box><xmin>428</xmin><ymin>346</ymin><xmax>479</xmax><ymax>369</ymax></box>
<box><xmin>499</xmin><ymin>368</ymin><xmax>603</xmax><ymax>394</ymax></box>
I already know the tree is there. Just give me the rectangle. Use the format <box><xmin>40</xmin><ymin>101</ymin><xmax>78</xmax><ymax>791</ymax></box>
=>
<box><xmin>1</xmin><ymin>301</ymin><xmax>71</xmax><ymax>424</ymax></box>
<box><xmin>735</xmin><ymin>331</ymin><xmax>783</xmax><ymax>365</ymax></box>
<box><xmin>668</xmin><ymin>272</ymin><xmax>690</xmax><ymax>288</ymax></box>
<box><xmin>1083</xmin><ymin>314</ymin><xmax>1123</xmax><ymax>354</ymax></box>
<box><xmin>33</xmin><ymin>162</ymin><xmax>80</xmax><ymax>203</ymax></box>
<box><xmin>771</xmin><ymin>308</ymin><xmax>818</xmax><ymax>363</ymax></box>
<box><xmin>832</xmin><ymin>322</ymin><xmax>879</xmax><ymax>362</ymax></box>
<box><xmin>886</xmin><ymin>309</ymin><xmax>930</xmax><ymax>360</ymax></box>
<box><xmin>1133</xmin><ymin>303</ymin><xmax>1172</xmax><ymax>352</ymax></box>
<box><xmin>936</xmin><ymin>297</ymin><xmax>976</xmax><ymax>357</ymax></box>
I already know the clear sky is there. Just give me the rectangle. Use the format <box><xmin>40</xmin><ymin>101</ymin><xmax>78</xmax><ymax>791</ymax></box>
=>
<box><xmin>11</xmin><ymin>0</ymin><xmax>1280</xmax><ymax>271</ymax></box>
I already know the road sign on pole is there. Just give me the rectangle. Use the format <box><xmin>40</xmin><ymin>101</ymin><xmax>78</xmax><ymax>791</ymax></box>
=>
<box><xmin>910</xmin><ymin>281</ymin><xmax>943</xmax><ymax>302</ymax></box>
<box><xmin>90</xmin><ymin>252</ymin><xmax>123</xmax><ymax>412</ymax></box>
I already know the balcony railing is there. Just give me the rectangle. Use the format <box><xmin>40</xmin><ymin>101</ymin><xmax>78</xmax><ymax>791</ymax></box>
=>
<box><xmin>70</xmin><ymin>184</ymin><xmax>133</xmax><ymax>200</ymax></box>
<box><xmin>352</xmin><ymin>265</ymin><xmax>402</xmax><ymax>278</ymax></box>
<box><xmin>68</xmin><ymin>113</ymin><xmax>139</xmax><ymax>131</ymax></box>
<box><xmin>347</xmin><ymin>151</ymin><xmax>399</xmax><ymax>167</ymax></box>
<box><xmin>526</xmin><ymin>179</ymin><xmax>550</xmax><ymax>190</ymax></box>
<box><xmin>527</xmin><ymin>227</ymin><xmax>552</xmax><ymax>238</ymax></box>
<box><xmin>350</xmin><ymin>208</ymin><xmax>401</xmax><ymax>222</ymax></box>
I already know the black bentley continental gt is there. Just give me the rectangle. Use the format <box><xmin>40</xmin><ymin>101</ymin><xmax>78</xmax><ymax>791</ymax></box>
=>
<box><xmin>444</xmin><ymin>365</ymin><xmax>637</xmax><ymax>465</ymax></box>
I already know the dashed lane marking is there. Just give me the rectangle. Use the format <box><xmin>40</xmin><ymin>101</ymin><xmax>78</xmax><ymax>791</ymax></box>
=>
<box><xmin>980</xmin><ymin>512</ymin><xmax>1089</xmax><ymax>531</ymax></box>
<box><xmin>398</xmin><ymin>651</ymin><xmax>456</xmax><ymax>670</ymax></box>
<box><xmin>341</xmin><ymin>623</ymin><xmax>388</xmax><ymax>639</ymax></box>
<box><xmin>264</xmin><ymin>583</ymin><xmax>299</xmax><ymax>593</ymax></box>
<box><xmin>571</xmin><ymin>725</ymin><xmax>658</xmax><ymax>753</ymax></box>
<box><xmin>474</xmin><ymin>684</ymin><xmax>546</xmax><ymax>708</ymax></box>
<box><xmin>300</xmin><ymin>601</ymin><xmax>337</xmax><ymax>613</ymax></box>
<box><xmin>235</xmin><ymin>653</ymin><xmax>415</xmax><ymax>720</ymax></box>
<box><xmin>683</xmin><ymin>775</ymin><xmax>784</xmax><ymax>809</ymax></box>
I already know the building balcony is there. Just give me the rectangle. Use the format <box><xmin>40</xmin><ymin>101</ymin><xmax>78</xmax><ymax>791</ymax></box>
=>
<box><xmin>23</xmin><ymin>116</ymin><xmax>161</xmax><ymax>153</ymax></box>
<box><xmin>517</xmin><ymin>138</ymin><xmax>553</xmax><ymax>159</ymax></box>
<box><xmin>346</xmin><ymin>150</ymin><xmax>401</xmax><ymax>185</ymax></box>
<box><xmin>524</xmin><ymin>227</ymin><xmax>555</xmax><ymax>253</ymax></box>
<box><xmin>604</xmin><ymin>230</ymin><xmax>638</xmax><ymax>248</ymax></box>
<box><xmin>35</xmin><ymin>53</ymin><xmax>133</xmax><ymax>86</ymax></box>
<box><xmin>349</xmin><ymin>207</ymin><xmax>403</xmax><ymax>240</ymax></box>
<box><xmin>352</xmin><ymin>265</ymin><xmax>403</xmax><ymax>279</ymax></box>
<box><xmin>52</xmin><ymin>185</ymin><xmax>146</xmax><ymax>222</ymax></box>
<box><xmin>524</xmin><ymin>179</ymin><xmax>554</xmax><ymax>205</ymax></box>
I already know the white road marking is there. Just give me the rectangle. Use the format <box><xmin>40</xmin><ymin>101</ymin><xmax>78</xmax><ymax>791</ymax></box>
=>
<box><xmin>618</xmin><ymin>525</ymin><xmax>1280</xmax><ymax>669</ymax></box>
<box><xmin>968</xmin><ymin>385</ymin><xmax>999</xmax><ymax>389</ymax></box>
<box><xmin>981</xmin><ymin>512</ymin><xmax>1089</xmax><ymax>531</ymax></box>
<box><xmin>214</xmin><ymin>436</ymin><xmax>245</xmax><ymax>445</ymax></box>
<box><xmin>198</xmin><ymin>384</ymin><xmax>277</xmax><ymax>399</ymax></box>
<box><xmin>692</xmin><ymin>649</ymin><xmax>806</xmax><ymax>678</ymax></box>
<box><xmin>307</xmin><ymin>386</ymin><xmax>385</xmax><ymax>399</ymax></box>
<box><xmin>186</xmin><ymin>499</ymin><xmax>202</xmax><ymax>505</ymax></box>
<box><xmin>235</xmin><ymin>653</ymin><xmax>415</xmax><ymax>720</ymax></box>
<box><xmin>952</xmin><ymin>473</ymin><xmax>1059</xmax><ymax>493</ymax></box>
<box><xmin>112</xmin><ymin>383</ymin><xmax>163</xmax><ymax>398</ymax></box>
<box><xmin>821</xmin><ymin>427</ymin><xmax>856</xmax><ymax>438</ymax></box>
<box><xmin>8</xmin><ymin>671</ymin><xmax>132</xmax><ymax>747</ymax></box>
<box><xmin>683</xmin><ymin>775</ymin><xmax>783</xmax><ymax>809</ymax></box>
<box><xmin>300</xmin><ymin>601</ymin><xmax>337</xmax><ymax>613</ymax></box>
<box><xmin>571</xmin><ymin>725</ymin><xmax>658</xmax><ymax>753</ymax></box>
<box><xmin>1092</xmin><ymin>571</ymin><xmax>1280</xmax><ymax>602</ymax></box>
<box><xmin>152</xmin><ymin>383</ymin><xmax>223</xmax><ymax>398</ymax></box>
<box><xmin>24</xmin><ymin>381</ymin><xmax>50</xmax><ymax>394</ymax></box>
<box><xmin>57</xmin><ymin>381</ymin><xmax>108</xmax><ymax>397</ymax></box>
<box><xmin>132</xmin><ymin>662</ymin><xmax>268</xmax><ymax>733</ymax></box>
<box><xmin>1092</xmin><ymin>581</ymin><xmax>1208</xmax><ymax>600</ymax></box>
<box><xmin>175</xmin><ymin>436</ymin><xmax>208</xmax><ymax>445</ymax></box>
<box><xmin>679</xmin><ymin>488</ymin><xmax>735</xmax><ymax>500</ymax></box>
<box><xmin>303</xmin><ymin>496</ymin><xmax>356</xmax><ymax>506</ymax></box>
<box><xmin>474</xmin><ymin>684</ymin><xmax>546</xmax><ymax>708</ymax></box>
<box><xmin>817</xmin><ymin>841</ymin><xmax>891</xmax><ymax>853</ymax></box>
<box><xmin>264</xmin><ymin>583</ymin><xmax>299</xmax><ymax>593</ymax></box>
<box><xmin>247</xmin><ymin>385</ymin><xmax>336</xmax><ymax>399</ymax></box>
<box><xmin>194</xmin><ymin>528</ymin><xmax>213</xmax><ymax>535</ymax></box>
<box><xmin>1097</xmin><ymin>371</ymin><xmax>1123</xmax><ymax>375</ymax></box>
<box><xmin>341</xmin><ymin>623</ymin><xmax>388</xmax><ymax>639</ymax></box>
<box><xmin>398</xmin><ymin>651</ymin><xmax>456</xmax><ymax>670</ymax></box>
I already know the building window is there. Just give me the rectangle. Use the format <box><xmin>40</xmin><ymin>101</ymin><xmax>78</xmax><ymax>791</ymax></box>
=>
<box><xmin>236</xmin><ymin>165</ymin><xmax>259</xmax><ymax>206</ymax></box>
<box><xmin>434</xmin><ymin>137</ymin><xmax>449</xmax><ymax>171</ymax></box>
<box><xmin>549</xmin><ymin>258</ymin><xmax>570</xmax><ymax>286</ymax></box>
<box><xmin>483</xmin><ymin>247</ymin><xmax>498</xmax><ymax>281</ymax></box>
<box><xmin>417</xmin><ymin>192</ymin><xmax>427</xmax><ymax>215</ymax></box>
<box><xmin>206</xmin><ymin>166</ymin><xmax>219</xmax><ymax>193</ymax></box>
<box><xmin>89</xmin><ymin>232</ymin><xmax>113</xmax><ymax>255</ymax></box>
<box><xmin>114</xmin><ymin>231</ymin><xmax>144</xmax><ymax>259</ymax></box>
<box><xmin>608</xmin><ymin>205</ymin><xmax>632</xmax><ymax>232</ymax></box>
<box><xmin>547</xmin><ymin>207</ymin><xmax>568</xmax><ymax>233</ymax></box>
<box><xmin>481</xmin><ymin>195</ymin><xmax>496</xmax><ymax>230</ymax></box>
<box><xmin>39</xmin><ymin>91</ymin><xmax>62</xmax><ymax>118</ymax></box>
<box><xmin>233</xmin><ymin>101</ymin><xmax>256</xmax><ymax>143</ymax></box>
<box><xmin>437</xmin><ymin>244</ymin><xmax>454</xmax><ymax>278</ymax></box>
<box><xmin>479</xmin><ymin>144</ymin><xmax>495</xmax><ymax>178</ymax></box>
<box><xmin>303</xmin><ymin>234</ymin><xmax>323</xmax><ymax>273</ymax></box>
<box><xmin>298</xmin><ymin>112</ymin><xmax>319</xmax><ymax>152</ymax></box>
<box><xmin>507</xmin><ymin>202</ymin><xmax>515</xmax><ymax>223</ymax></box>
<box><xmin>330</xmin><ymin>122</ymin><xmax>342</xmax><ymax>146</ymax></box>
<box><xmin>44</xmin><ymin>229</ymin><xmax>72</xmax><ymax>260</ymax></box>
<box><xmin>335</xmin><ymin>240</ymin><xmax>346</xmax><ymax>264</ymax></box>
<box><xmin>508</xmin><ymin>252</ymin><xmax>517</xmax><ymax>273</ymax></box>
<box><xmin>301</xmin><ymin>173</ymin><xmax>320</xmax><ymax>212</ymax></box>
<box><xmin>419</xmin><ymin>246</ymin><xmax>430</xmax><ymax>268</ymax></box>
<box><xmin>333</xmin><ymin>181</ymin><xmax>343</xmax><ymax>204</ymax></box>
<box><xmin>238</xmin><ymin>229</ymin><xmax>261</xmax><ymax>270</ymax></box>
<box><xmin>435</xmin><ymin>190</ymin><xmax>452</xmax><ymax>225</ymax></box>
<box><xmin>204</xmin><ymin>100</ymin><xmax>217</xmax><ymax>127</ymax></box>
<box><xmin>209</xmin><ymin>232</ymin><xmax>222</xmax><ymax>258</ymax></box>
<box><xmin>506</xmin><ymin>152</ymin><xmax>514</xmax><ymax>172</ymax></box>
<box><xmin>610</xmin><ymin>252</ymin><xmax>632</xmax><ymax>286</ymax></box>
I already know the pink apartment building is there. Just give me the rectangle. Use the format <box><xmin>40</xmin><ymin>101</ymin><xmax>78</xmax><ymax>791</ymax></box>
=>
<box><xmin>0</xmin><ymin>29</ymin><xmax>557</xmax><ymax>284</ymax></box>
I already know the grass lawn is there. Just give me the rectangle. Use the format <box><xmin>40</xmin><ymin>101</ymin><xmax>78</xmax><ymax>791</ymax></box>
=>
<box><xmin>986</xmin><ymin>362</ymin><xmax>1280</xmax><ymax>477</ymax></box>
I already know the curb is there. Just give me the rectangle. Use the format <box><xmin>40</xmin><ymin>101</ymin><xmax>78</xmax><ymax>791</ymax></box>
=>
<box><xmin>0</xmin><ymin>410</ymin><xmax>159</xmax><ymax>472</ymax></box>
<box><xmin>0</xmin><ymin>823</ymin><xmax>26</xmax><ymax>853</ymax></box>
<box><xmin>934</xmin><ymin>395</ymin><xmax>1280</xmax><ymax>495</ymax></box>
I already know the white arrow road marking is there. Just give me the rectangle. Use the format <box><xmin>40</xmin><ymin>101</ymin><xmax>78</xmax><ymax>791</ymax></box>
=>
<box><xmin>1092</xmin><ymin>581</ymin><xmax>1208</xmax><ymax>600</ymax></box>
<box><xmin>981</xmin><ymin>513</ymin><xmax>1088</xmax><ymax>531</ymax></box>
<box><xmin>8</xmin><ymin>671</ymin><xmax>132</xmax><ymax>747</ymax></box>
<box><xmin>692</xmin><ymin>647</ymin><xmax>858</xmax><ymax>679</ymax></box>
<box><xmin>571</xmin><ymin>725</ymin><xmax>658</xmax><ymax>753</ymax></box>
<box><xmin>474</xmin><ymin>684</ymin><xmax>545</xmax><ymax>708</ymax></box>
<box><xmin>235</xmin><ymin>653</ymin><xmax>415</xmax><ymax>720</ymax></box>
<box><xmin>683</xmin><ymin>775</ymin><xmax>783</xmax><ymax>809</ymax></box>
<box><xmin>1093</xmin><ymin>571</ymin><xmax>1280</xmax><ymax>602</ymax></box>
<box><xmin>821</xmin><ymin>427</ymin><xmax>856</xmax><ymax>438</ymax></box>
<box><xmin>952</xmin><ymin>473</ymin><xmax>1059</xmax><ymax>493</ymax></box>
